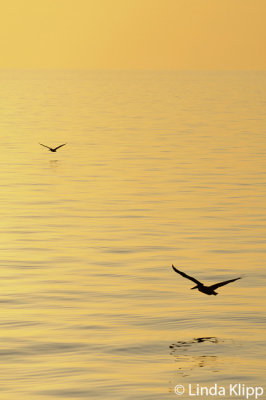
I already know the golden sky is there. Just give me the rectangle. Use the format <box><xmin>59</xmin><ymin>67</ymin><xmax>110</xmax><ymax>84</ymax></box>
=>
<box><xmin>0</xmin><ymin>0</ymin><xmax>265</xmax><ymax>70</ymax></box>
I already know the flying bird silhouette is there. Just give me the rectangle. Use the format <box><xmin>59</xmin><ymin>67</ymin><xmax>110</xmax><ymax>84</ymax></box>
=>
<box><xmin>172</xmin><ymin>265</ymin><xmax>241</xmax><ymax>296</ymax></box>
<box><xmin>39</xmin><ymin>143</ymin><xmax>67</xmax><ymax>152</ymax></box>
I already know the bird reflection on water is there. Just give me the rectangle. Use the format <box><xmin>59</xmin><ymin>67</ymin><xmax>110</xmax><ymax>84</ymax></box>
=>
<box><xmin>170</xmin><ymin>337</ymin><xmax>219</xmax><ymax>348</ymax></box>
<box><xmin>170</xmin><ymin>337</ymin><xmax>221</xmax><ymax>377</ymax></box>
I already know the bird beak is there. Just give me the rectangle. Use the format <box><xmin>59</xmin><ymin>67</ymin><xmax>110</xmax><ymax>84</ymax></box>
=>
<box><xmin>191</xmin><ymin>285</ymin><xmax>198</xmax><ymax>290</ymax></box>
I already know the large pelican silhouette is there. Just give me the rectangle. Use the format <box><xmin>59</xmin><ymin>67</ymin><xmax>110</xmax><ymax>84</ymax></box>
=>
<box><xmin>172</xmin><ymin>265</ymin><xmax>241</xmax><ymax>296</ymax></box>
<box><xmin>39</xmin><ymin>143</ymin><xmax>67</xmax><ymax>152</ymax></box>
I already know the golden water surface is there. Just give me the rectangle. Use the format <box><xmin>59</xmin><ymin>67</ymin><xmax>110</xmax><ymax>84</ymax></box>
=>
<box><xmin>0</xmin><ymin>71</ymin><xmax>265</xmax><ymax>399</ymax></box>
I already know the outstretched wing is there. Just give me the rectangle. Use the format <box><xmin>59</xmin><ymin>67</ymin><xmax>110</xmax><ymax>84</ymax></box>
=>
<box><xmin>39</xmin><ymin>143</ymin><xmax>51</xmax><ymax>150</ymax></box>
<box><xmin>54</xmin><ymin>143</ymin><xmax>67</xmax><ymax>151</ymax></box>
<box><xmin>210</xmin><ymin>277</ymin><xmax>241</xmax><ymax>290</ymax></box>
<box><xmin>172</xmin><ymin>265</ymin><xmax>202</xmax><ymax>285</ymax></box>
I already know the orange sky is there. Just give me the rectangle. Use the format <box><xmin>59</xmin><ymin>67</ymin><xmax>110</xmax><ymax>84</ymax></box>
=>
<box><xmin>0</xmin><ymin>0</ymin><xmax>265</xmax><ymax>70</ymax></box>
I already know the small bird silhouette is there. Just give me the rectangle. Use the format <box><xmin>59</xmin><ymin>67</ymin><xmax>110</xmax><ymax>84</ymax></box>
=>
<box><xmin>172</xmin><ymin>265</ymin><xmax>241</xmax><ymax>296</ymax></box>
<box><xmin>39</xmin><ymin>143</ymin><xmax>67</xmax><ymax>152</ymax></box>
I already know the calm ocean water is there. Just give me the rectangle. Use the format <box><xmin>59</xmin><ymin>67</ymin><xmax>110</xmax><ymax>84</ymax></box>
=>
<box><xmin>0</xmin><ymin>70</ymin><xmax>265</xmax><ymax>399</ymax></box>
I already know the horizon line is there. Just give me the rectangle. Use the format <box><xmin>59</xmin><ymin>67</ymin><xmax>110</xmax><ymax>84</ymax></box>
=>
<box><xmin>0</xmin><ymin>68</ymin><xmax>266</xmax><ymax>73</ymax></box>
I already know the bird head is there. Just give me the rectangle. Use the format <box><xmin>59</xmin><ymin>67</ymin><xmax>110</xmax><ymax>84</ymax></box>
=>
<box><xmin>191</xmin><ymin>285</ymin><xmax>199</xmax><ymax>290</ymax></box>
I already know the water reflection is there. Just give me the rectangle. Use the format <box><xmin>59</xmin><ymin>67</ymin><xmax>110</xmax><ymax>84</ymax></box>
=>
<box><xmin>170</xmin><ymin>337</ymin><xmax>221</xmax><ymax>376</ymax></box>
<box><xmin>49</xmin><ymin>159</ymin><xmax>59</xmax><ymax>169</ymax></box>
<box><xmin>170</xmin><ymin>337</ymin><xmax>219</xmax><ymax>348</ymax></box>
